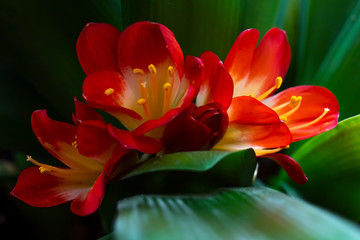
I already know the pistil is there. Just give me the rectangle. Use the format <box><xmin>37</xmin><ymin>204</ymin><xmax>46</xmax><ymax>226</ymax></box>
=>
<box><xmin>291</xmin><ymin>108</ymin><xmax>330</xmax><ymax>130</ymax></box>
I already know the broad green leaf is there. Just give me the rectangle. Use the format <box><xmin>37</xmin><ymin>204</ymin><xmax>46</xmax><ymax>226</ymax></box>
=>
<box><xmin>126</xmin><ymin>149</ymin><xmax>256</xmax><ymax>179</ymax></box>
<box><xmin>113</xmin><ymin>187</ymin><xmax>360</xmax><ymax>240</ymax></box>
<box><xmin>296</xmin><ymin>0</ymin><xmax>358</xmax><ymax>85</ymax></box>
<box><xmin>275</xmin><ymin>115</ymin><xmax>360</xmax><ymax>221</ymax></box>
<box><xmin>312</xmin><ymin>1</ymin><xmax>360</xmax><ymax>120</ymax></box>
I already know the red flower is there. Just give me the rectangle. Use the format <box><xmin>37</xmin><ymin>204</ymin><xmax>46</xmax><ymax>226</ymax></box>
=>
<box><xmin>77</xmin><ymin>21</ymin><xmax>203</xmax><ymax>141</ymax></box>
<box><xmin>197</xmin><ymin>51</ymin><xmax>292</xmax><ymax>154</ymax></box>
<box><xmin>196</xmin><ymin>28</ymin><xmax>339</xmax><ymax>184</ymax></box>
<box><xmin>224</xmin><ymin>28</ymin><xmax>339</xmax><ymax>143</ymax></box>
<box><xmin>11</xmin><ymin>100</ymin><xmax>140</xmax><ymax>216</ymax></box>
<box><xmin>197</xmin><ymin>51</ymin><xmax>305</xmax><ymax>184</ymax></box>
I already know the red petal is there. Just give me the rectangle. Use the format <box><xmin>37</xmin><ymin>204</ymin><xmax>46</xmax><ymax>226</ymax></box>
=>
<box><xmin>264</xmin><ymin>153</ymin><xmax>308</xmax><ymax>185</ymax></box>
<box><xmin>73</xmin><ymin>98</ymin><xmax>105</xmax><ymax>125</ymax></box>
<box><xmin>198</xmin><ymin>51</ymin><xmax>233</xmax><ymax>109</ymax></box>
<box><xmin>246</xmin><ymin>28</ymin><xmax>291</xmax><ymax>98</ymax></box>
<box><xmin>117</xmin><ymin>21</ymin><xmax>184</xmax><ymax>77</ymax></box>
<box><xmin>76</xmin><ymin>121</ymin><xmax>121</xmax><ymax>164</ymax></box>
<box><xmin>31</xmin><ymin>110</ymin><xmax>102</xmax><ymax>170</ymax></box>
<box><xmin>82</xmin><ymin>70</ymin><xmax>142</xmax><ymax>122</ymax></box>
<box><xmin>162</xmin><ymin>103</ymin><xmax>228</xmax><ymax>153</ymax></box>
<box><xmin>131</xmin><ymin>107</ymin><xmax>183</xmax><ymax>137</ymax></box>
<box><xmin>226</xmin><ymin>28</ymin><xmax>290</xmax><ymax>98</ymax></box>
<box><xmin>70</xmin><ymin>172</ymin><xmax>105</xmax><ymax>216</ymax></box>
<box><xmin>214</xmin><ymin>96</ymin><xmax>292</xmax><ymax>150</ymax></box>
<box><xmin>11</xmin><ymin>167</ymin><xmax>90</xmax><ymax>208</ymax></box>
<box><xmin>76</xmin><ymin>23</ymin><xmax>121</xmax><ymax>75</ymax></box>
<box><xmin>263</xmin><ymin>86</ymin><xmax>339</xmax><ymax>141</ymax></box>
<box><xmin>161</xmin><ymin>104</ymin><xmax>212</xmax><ymax>153</ymax></box>
<box><xmin>224</xmin><ymin>28</ymin><xmax>259</xmax><ymax>95</ymax></box>
<box><xmin>108</xmin><ymin>124</ymin><xmax>163</xmax><ymax>154</ymax></box>
<box><xmin>176</xmin><ymin>55</ymin><xmax>204</xmax><ymax>108</ymax></box>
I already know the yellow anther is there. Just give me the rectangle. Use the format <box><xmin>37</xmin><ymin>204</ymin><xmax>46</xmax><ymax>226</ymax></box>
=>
<box><xmin>168</xmin><ymin>66</ymin><xmax>174</xmax><ymax>76</ymax></box>
<box><xmin>249</xmin><ymin>94</ymin><xmax>254</xmax><ymax>98</ymax></box>
<box><xmin>148</xmin><ymin>64</ymin><xmax>157</xmax><ymax>74</ymax></box>
<box><xmin>289</xmin><ymin>96</ymin><xmax>302</xmax><ymax>108</ymax></box>
<box><xmin>163</xmin><ymin>83</ymin><xmax>171</xmax><ymax>90</ymax></box>
<box><xmin>275</xmin><ymin>76</ymin><xmax>283</xmax><ymax>89</ymax></box>
<box><xmin>104</xmin><ymin>88</ymin><xmax>114</xmax><ymax>96</ymax></box>
<box><xmin>280</xmin><ymin>116</ymin><xmax>288</xmax><ymax>123</ymax></box>
<box><xmin>137</xmin><ymin>98</ymin><xmax>147</xmax><ymax>105</ymax></box>
<box><xmin>72</xmin><ymin>140</ymin><xmax>78</xmax><ymax>148</ymax></box>
<box><xmin>284</xmin><ymin>145</ymin><xmax>290</xmax><ymax>149</ymax></box>
<box><xmin>133</xmin><ymin>68</ymin><xmax>144</xmax><ymax>75</ymax></box>
<box><xmin>39</xmin><ymin>166</ymin><xmax>51</xmax><ymax>174</ymax></box>
<box><xmin>256</xmin><ymin>76</ymin><xmax>283</xmax><ymax>101</ymax></box>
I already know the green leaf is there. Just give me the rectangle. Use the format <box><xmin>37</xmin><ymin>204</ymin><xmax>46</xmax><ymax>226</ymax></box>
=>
<box><xmin>311</xmin><ymin>1</ymin><xmax>360</xmax><ymax>120</ymax></box>
<box><xmin>126</xmin><ymin>149</ymin><xmax>256</xmax><ymax>179</ymax></box>
<box><xmin>296</xmin><ymin>0</ymin><xmax>358</xmax><ymax>85</ymax></box>
<box><xmin>275</xmin><ymin>115</ymin><xmax>360</xmax><ymax>221</ymax></box>
<box><xmin>113</xmin><ymin>187</ymin><xmax>360</xmax><ymax>240</ymax></box>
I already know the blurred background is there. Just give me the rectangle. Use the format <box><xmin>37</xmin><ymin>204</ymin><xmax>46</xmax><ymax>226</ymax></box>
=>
<box><xmin>1</xmin><ymin>0</ymin><xmax>360</xmax><ymax>239</ymax></box>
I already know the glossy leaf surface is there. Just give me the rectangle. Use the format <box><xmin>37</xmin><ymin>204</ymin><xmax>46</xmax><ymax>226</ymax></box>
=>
<box><xmin>114</xmin><ymin>187</ymin><xmax>360</xmax><ymax>239</ymax></box>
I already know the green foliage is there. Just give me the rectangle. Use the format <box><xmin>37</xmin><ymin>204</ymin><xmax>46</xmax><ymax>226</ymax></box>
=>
<box><xmin>275</xmin><ymin>115</ymin><xmax>360</xmax><ymax>221</ymax></box>
<box><xmin>127</xmin><ymin>149</ymin><xmax>256</xmax><ymax>180</ymax></box>
<box><xmin>113</xmin><ymin>187</ymin><xmax>360</xmax><ymax>240</ymax></box>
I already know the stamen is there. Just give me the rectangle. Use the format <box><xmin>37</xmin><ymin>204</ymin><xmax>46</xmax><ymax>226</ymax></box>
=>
<box><xmin>148</xmin><ymin>64</ymin><xmax>157</xmax><ymax>74</ymax></box>
<box><xmin>27</xmin><ymin>156</ymin><xmax>69</xmax><ymax>174</ymax></box>
<box><xmin>291</xmin><ymin>108</ymin><xmax>330</xmax><ymax>130</ymax></box>
<box><xmin>255</xmin><ymin>148</ymin><xmax>283</xmax><ymax>156</ymax></box>
<box><xmin>39</xmin><ymin>166</ymin><xmax>51</xmax><ymax>174</ymax></box>
<box><xmin>137</xmin><ymin>98</ymin><xmax>147</xmax><ymax>105</ymax></box>
<box><xmin>163</xmin><ymin>83</ymin><xmax>171</xmax><ymax>90</ymax></box>
<box><xmin>168</xmin><ymin>66</ymin><xmax>174</xmax><ymax>76</ymax></box>
<box><xmin>249</xmin><ymin>94</ymin><xmax>254</xmax><ymax>98</ymax></box>
<box><xmin>72</xmin><ymin>140</ymin><xmax>78</xmax><ymax>148</ymax></box>
<box><xmin>134</xmin><ymin>70</ymin><xmax>151</xmax><ymax>120</ymax></box>
<box><xmin>148</xmin><ymin>64</ymin><xmax>158</xmax><ymax>113</ymax></box>
<box><xmin>137</xmin><ymin>98</ymin><xmax>151</xmax><ymax>119</ymax></box>
<box><xmin>281</xmin><ymin>96</ymin><xmax>302</xmax><ymax>118</ymax></box>
<box><xmin>26</xmin><ymin>156</ymin><xmax>100</xmax><ymax>181</ymax></box>
<box><xmin>275</xmin><ymin>76</ymin><xmax>283</xmax><ymax>89</ymax></box>
<box><xmin>289</xmin><ymin>96</ymin><xmax>302</xmax><ymax>108</ymax></box>
<box><xmin>104</xmin><ymin>88</ymin><xmax>114</xmax><ymax>96</ymax></box>
<box><xmin>256</xmin><ymin>76</ymin><xmax>283</xmax><ymax>101</ymax></box>
<box><xmin>162</xmin><ymin>83</ymin><xmax>171</xmax><ymax>114</ymax></box>
<box><xmin>133</xmin><ymin>68</ymin><xmax>144</xmax><ymax>75</ymax></box>
<box><xmin>167</xmin><ymin>66</ymin><xmax>175</xmax><ymax>97</ymax></box>
<box><xmin>280</xmin><ymin>116</ymin><xmax>288</xmax><ymax>123</ymax></box>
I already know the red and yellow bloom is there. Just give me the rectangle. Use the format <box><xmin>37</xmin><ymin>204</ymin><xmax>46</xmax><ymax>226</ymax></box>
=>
<box><xmin>11</xmin><ymin>100</ymin><xmax>139</xmax><ymax>216</ymax></box>
<box><xmin>196</xmin><ymin>28</ymin><xmax>339</xmax><ymax>184</ymax></box>
<box><xmin>223</xmin><ymin>28</ymin><xmax>339</xmax><ymax>144</ymax></box>
<box><xmin>77</xmin><ymin>21</ymin><xmax>203</xmax><ymax>141</ymax></box>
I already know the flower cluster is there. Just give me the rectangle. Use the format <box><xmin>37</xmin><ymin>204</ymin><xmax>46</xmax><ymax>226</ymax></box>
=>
<box><xmin>11</xmin><ymin>21</ymin><xmax>339</xmax><ymax>216</ymax></box>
